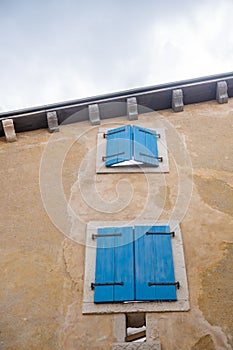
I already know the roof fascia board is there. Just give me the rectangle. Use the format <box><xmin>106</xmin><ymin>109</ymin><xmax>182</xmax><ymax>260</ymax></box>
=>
<box><xmin>0</xmin><ymin>72</ymin><xmax>233</xmax><ymax>135</ymax></box>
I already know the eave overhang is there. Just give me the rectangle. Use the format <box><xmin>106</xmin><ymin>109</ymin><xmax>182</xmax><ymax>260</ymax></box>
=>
<box><xmin>1</xmin><ymin>72</ymin><xmax>233</xmax><ymax>136</ymax></box>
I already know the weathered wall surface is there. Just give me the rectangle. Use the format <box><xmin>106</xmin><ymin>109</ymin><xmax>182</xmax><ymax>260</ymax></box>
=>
<box><xmin>0</xmin><ymin>99</ymin><xmax>232</xmax><ymax>349</ymax></box>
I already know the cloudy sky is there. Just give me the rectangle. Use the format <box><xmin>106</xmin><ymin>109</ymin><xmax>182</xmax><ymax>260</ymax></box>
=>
<box><xmin>0</xmin><ymin>0</ymin><xmax>232</xmax><ymax>112</ymax></box>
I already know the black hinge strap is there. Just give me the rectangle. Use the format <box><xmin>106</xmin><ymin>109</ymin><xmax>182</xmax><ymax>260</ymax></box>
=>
<box><xmin>91</xmin><ymin>282</ymin><xmax>124</xmax><ymax>290</ymax></box>
<box><xmin>103</xmin><ymin>128</ymin><xmax>126</xmax><ymax>138</ymax></box>
<box><xmin>146</xmin><ymin>231</ymin><xmax>175</xmax><ymax>237</ymax></box>
<box><xmin>139</xmin><ymin>129</ymin><xmax>160</xmax><ymax>138</ymax></box>
<box><xmin>92</xmin><ymin>233</ymin><xmax>122</xmax><ymax>240</ymax></box>
<box><xmin>148</xmin><ymin>281</ymin><xmax>180</xmax><ymax>289</ymax></box>
<box><xmin>139</xmin><ymin>153</ymin><xmax>163</xmax><ymax>162</ymax></box>
<box><xmin>102</xmin><ymin>152</ymin><xmax>125</xmax><ymax>161</ymax></box>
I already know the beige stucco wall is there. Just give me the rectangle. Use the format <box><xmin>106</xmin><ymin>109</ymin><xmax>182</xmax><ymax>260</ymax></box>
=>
<box><xmin>0</xmin><ymin>99</ymin><xmax>232</xmax><ymax>349</ymax></box>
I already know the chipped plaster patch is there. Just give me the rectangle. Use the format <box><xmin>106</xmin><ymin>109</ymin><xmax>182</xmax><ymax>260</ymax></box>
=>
<box><xmin>198</xmin><ymin>244</ymin><xmax>233</xmax><ymax>348</ymax></box>
<box><xmin>191</xmin><ymin>334</ymin><xmax>215</xmax><ymax>350</ymax></box>
<box><xmin>194</xmin><ymin>175</ymin><xmax>233</xmax><ymax>217</ymax></box>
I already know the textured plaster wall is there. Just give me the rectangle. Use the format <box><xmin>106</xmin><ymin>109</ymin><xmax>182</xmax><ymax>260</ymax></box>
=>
<box><xmin>0</xmin><ymin>99</ymin><xmax>232</xmax><ymax>349</ymax></box>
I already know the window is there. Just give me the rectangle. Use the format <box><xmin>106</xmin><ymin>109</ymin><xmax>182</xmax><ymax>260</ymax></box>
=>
<box><xmin>103</xmin><ymin>125</ymin><xmax>161</xmax><ymax>167</ymax></box>
<box><xmin>92</xmin><ymin>225</ymin><xmax>177</xmax><ymax>303</ymax></box>
<box><xmin>96</xmin><ymin>125</ymin><xmax>169</xmax><ymax>173</ymax></box>
<box><xmin>83</xmin><ymin>221</ymin><xmax>189</xmax><ymax>314</ymax></box>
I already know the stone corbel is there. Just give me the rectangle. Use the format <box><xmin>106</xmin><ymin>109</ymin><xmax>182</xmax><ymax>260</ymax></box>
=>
<box><xmin>2</xmin><ymin>119</ymin><xmax>17</xmax><ymax>142</ymax></box>
<box><xmin>88</xmin><ymin>104</ymin><xmax>101</xmax><ymax>125</ymax></box>
<box><xmin>127</xmin><ymin>97</ymin><xmax>138</xmax><ymax>120</ymax></box>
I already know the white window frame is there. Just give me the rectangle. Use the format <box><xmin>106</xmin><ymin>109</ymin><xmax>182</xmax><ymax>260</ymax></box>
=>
<box><xmin>96</xmin><ymin>126</ymin><xmax>169</xmax><ymax>174</ymax></box>
<box><xmin>82</xmin><ymin>220</ymin><xmax>189</xmax><ymax>314</ymax></box>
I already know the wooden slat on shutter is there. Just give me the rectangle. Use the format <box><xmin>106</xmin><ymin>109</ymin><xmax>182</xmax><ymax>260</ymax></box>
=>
<box><xmin>105</xmin><ymin>125</ymin><xmax>132</xmax><ymax>166</ymax></box>
<box><xmin>134</xmin><ymin>225</ymin><xmax>177</xmax><ymax>301</ymax></box>
<box><xmin>133</xmin><ymin>126</ymin><xmax>159</xmax><ymax>166</ymax></box>
<box><xmin>94</xmin><ymin>226</ymin><xmax>134</xmax><ymax>303</ymax></box>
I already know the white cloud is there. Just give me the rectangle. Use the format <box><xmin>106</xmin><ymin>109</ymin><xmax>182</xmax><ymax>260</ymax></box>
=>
<box><xmin>143</xmin><ymin>0</ymin><xmax>233</xmax><ymax>84</ymax></box>
<box><xmin>0</xmin><ymin>0</ymin><xmax>232</xmax><ymax>112</ymax></box>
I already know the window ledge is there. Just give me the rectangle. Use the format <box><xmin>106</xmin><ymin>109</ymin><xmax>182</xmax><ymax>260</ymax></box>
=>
<box><xmin>112</xmin><ymin>341</ymin><xmax>161</xmax><ymax>350</ymax></box>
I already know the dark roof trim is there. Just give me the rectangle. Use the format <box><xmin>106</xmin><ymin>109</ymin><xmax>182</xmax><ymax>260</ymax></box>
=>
<box><xmin>1</xmin><ymin>72</ymin><xmax>233</xmax><ymax>135</ymax></box>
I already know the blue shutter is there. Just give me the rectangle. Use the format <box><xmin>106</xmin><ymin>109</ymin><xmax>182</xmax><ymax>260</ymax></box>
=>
<box><xmin>105</xmin><ymin>125</ymin><xmax>132</xmax><ymax>167</ymax></box>
<box><xmin>114</xmin><ymin>227</ymin><xmax>134</xmax><ymax>301</ymax></box>
<box><xmin>94</xmin><ymin>228</ymin><xmax>115</xmax><ymax>303</ymax></box>
<box><xmin>94</xmin><ymin>226</ymin><xmax>134</xmax><ymax>303</ymax></box>
<box><xmin>133</xmin><ymin>126</ymin><xmax>159</xmax><ymax>166</ymax></box>
<box><xmin>134</xmin><ymin>225</ymin><xmax>177</xmax><ymax>301</ymax></box>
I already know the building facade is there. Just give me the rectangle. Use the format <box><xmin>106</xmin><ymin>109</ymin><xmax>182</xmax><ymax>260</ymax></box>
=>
<box><xmin>0</xmin><ymin>74</ymin><xmax>233</xmax><ymax>349</ymax></box>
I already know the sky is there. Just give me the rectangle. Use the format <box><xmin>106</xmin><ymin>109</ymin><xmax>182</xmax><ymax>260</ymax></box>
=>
<box><xmin>0</xmin><ymin>0</ymin><xmax>233</xmax><ymax>112</ymax></box>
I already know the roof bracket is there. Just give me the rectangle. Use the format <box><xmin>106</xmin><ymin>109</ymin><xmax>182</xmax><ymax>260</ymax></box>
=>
<box><xmin>2</xmin><ymin>119</ymin><xmax>17</xmax><ymax>142</ymax></box>
<box><xmin>47</xmin><ymin>111</ymin><xmax>59</xmax><ymax>133</ymax></box>
<box><xmin>172</xmin><ymin>89</ymin><xmax>184</xmax><ymax>112</ymax></box>
<box><xmin>216</xmin><ymin>81</ymin><xmax>228</xmax><ymax>104</ymax></box>
<box><xmin>88</xmin><ymin>104</ymin><xmax>101</xmax><ymax>125</ymax></box>
<box><xmin>127</xmin><ymin>97</ymin><xmax>138</xmax><ymax>120</ymax></box>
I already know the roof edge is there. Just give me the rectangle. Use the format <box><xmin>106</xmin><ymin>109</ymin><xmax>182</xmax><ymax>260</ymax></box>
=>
<box><xmin>0</xmin><ymin>72</ymin><xmax>232</xmax><ymax>135</ymax></box>
<box><xmin>1</xmin><ymin>71</ymin><xmax>233</xmax><ymax>118</ymax></box>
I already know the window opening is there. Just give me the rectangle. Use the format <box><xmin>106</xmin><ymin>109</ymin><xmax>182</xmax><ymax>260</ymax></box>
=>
<box><xmin>126</xmin><ymin>313</ymin><xmax>146</xmax><ymax>343</ymax></box>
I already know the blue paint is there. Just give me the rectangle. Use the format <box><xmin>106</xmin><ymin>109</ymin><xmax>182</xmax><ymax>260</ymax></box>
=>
<box><xmin>135</xmin><ymin>225</ymin><xmax>177</xmax><ymax>301</ymax></box>
<box><xmin>94</xmin><ymin>225</ymin><xmax>177</xmax><ymax>303</ymax></box>
<box><xmin>105</xmin><ymin>125</ymin><xmax>132</xmax><ymax>166</ymax></box>
<box><xmin>94</xmin><ymin>227</ymin><xmax>115</xmax><ymax>303</ymax></box>
<box><xmin>94</xmin><ymin>226</ymin><xmax>134</xmax><ymax>303</ymax></box>
<box><xmin>133</xmin><ymin>126</ymin><xmax>159</xmax><ymax>166</ymax></box>
<box><xmin>114</xmin><ymin>226</ymin><xmax>134</xmax><ymax>301</ymax></box>
<box><xmin>105</xmin><ymin>125</ymin><xmax>159</xmax><ymax>167</ymax></box>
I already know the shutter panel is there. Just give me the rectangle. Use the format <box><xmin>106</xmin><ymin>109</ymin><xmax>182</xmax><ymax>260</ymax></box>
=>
<box><xmin>105</xmin><ymin>125</ymin><xmax>132</xmax><ymax>166</ymax></box>
<box><xmin>94</xmin><ymin>226</ymin><xmax>134</xmax><ymax>303</ymax></box>
<box><xmin>135</xmin><ymin>225</ymin><xmax>177</xmax><ymax>301</ymax></box>
<box><xmin>94</xmin><ymin>228</ymin><xmax>115</xmax><ymax>303</ymax></box>
<box><xmin>114</xmin><ymin>226</ymin><xmax>134</xmax><ymax>301</ymax></box>
<box><xmin>133</xmin><ymin>126</ymin><xmax>159</xmax><ymax>166</ymax></box>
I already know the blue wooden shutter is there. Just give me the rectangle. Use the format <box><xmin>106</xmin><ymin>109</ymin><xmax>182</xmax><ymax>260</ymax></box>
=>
<box><xmin>105</xmin><ymin>125</ymin><xmax>132</xmax><ymax>166</ymax></box>
<box><xmin>94</xmin><ymin>226</ymin><xmax>134</xmax><ymax>303</ymax></box>
<box><xmin>133</xmin><ymin>126</ymin><xmax>159</xmax><ymax>166</ymax></box>
<box><xmin>134</xmin><ymin>225</ymin><xmax>177</xmax><ymax>301</ymax></box>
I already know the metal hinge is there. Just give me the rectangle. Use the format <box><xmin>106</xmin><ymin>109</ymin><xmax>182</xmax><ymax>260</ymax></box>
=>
<box><xmin>148</xmin><ymin>281</ymin><xmax>180</xmax><ymax>289</ymax></box>
<box><xmin>91</xmin><ymin>282</ymin><xmax>124</xmax><ymax>290</ymax></box>
<box><xmin>92</xmin><ymin>233</ymin><xmax>122</xmax><ymax>240</ymax></box>
<box><xmin>146</xmin><ymin>231</ymin><xmax>175</xmax><ymax>237</ymax></box>
<box><xmin>102</xmin><ymin>152</ymin><xmax>125</xmax><ymax>161</ymax></box>
<box><xmin>139</xmin><ymin>129</ymin><xmax>160</xmax><ymax>138</ymax></box>
<box><xmin>139</xmin><ymin>153</ymin><xmax>163</xmax><ymax>162</ymax></box>
<box><xmin>103</xmin><ymin>128</ymin><xmax>126</xmax><ymax>138</ymax></box>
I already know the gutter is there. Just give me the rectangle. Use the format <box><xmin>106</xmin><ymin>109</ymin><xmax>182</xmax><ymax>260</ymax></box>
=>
<box><xmin>0</xmin><ymin>72</ymin><xmax>233</xmax><ymax>135</ymax></box>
